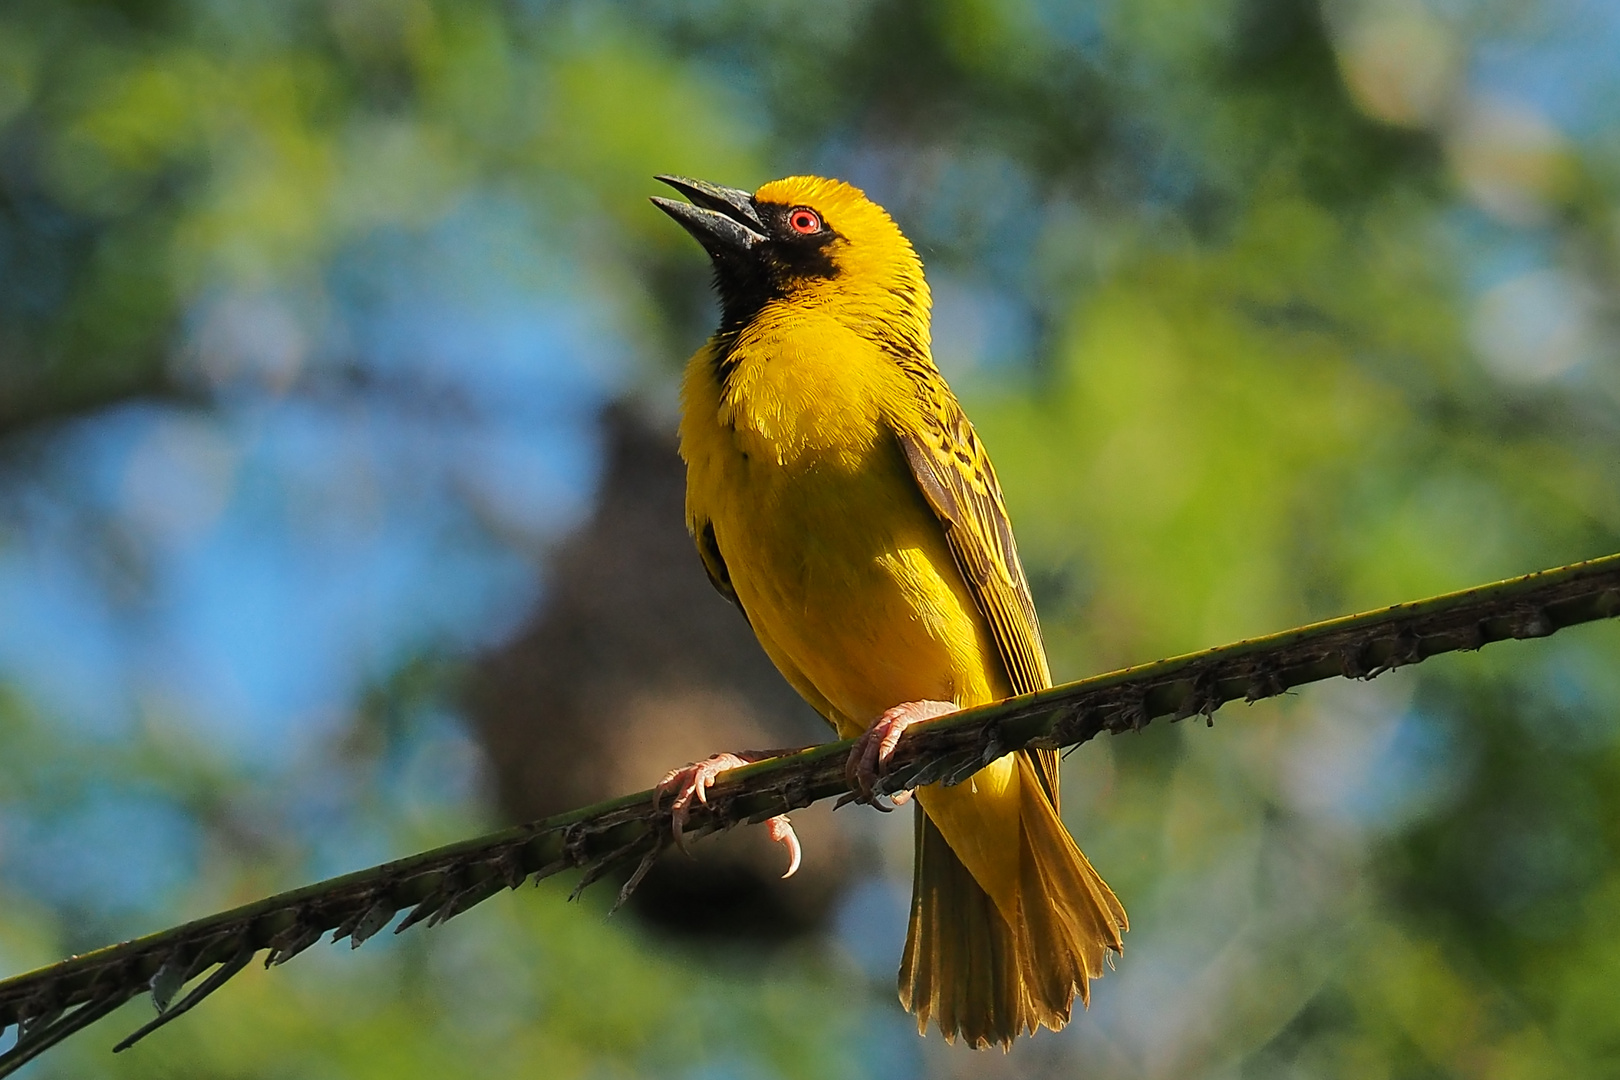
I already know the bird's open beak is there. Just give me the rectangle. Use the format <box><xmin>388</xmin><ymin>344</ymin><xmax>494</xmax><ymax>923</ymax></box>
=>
<box><xmin>651</xmin><ymin>175</ymin><xmax>767</xmax><ymax>254</ymax></box>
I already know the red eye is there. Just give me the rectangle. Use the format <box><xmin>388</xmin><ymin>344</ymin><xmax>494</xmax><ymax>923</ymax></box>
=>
<box><xmin>788</xmin><ymin>207</ymin><xmax>822</xmax><ymax>234</ymax></box>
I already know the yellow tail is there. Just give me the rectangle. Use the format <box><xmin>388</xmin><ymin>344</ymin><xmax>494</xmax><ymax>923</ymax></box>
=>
<box><xmin>898</xmin><ymin>751</ymin><xmax>1127</xmax><ymax>1048</ymax></box>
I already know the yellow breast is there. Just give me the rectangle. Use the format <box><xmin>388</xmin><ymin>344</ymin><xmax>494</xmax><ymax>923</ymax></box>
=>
<box><xmin>679</xmin><ymin>307</ymin><xmax>1010</xmax><ymax>737</ymax></box>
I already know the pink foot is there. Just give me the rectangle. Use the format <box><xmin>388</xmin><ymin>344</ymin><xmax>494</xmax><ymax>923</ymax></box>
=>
<box><xmin>653</xmin><ymin>752</ymin><xmax>803</xmax><ymax>878</ymax></box>
<box><xmin>846</xmin><ymin>699</ymin><xmax>960</xmax><ymax>804</ymax></box>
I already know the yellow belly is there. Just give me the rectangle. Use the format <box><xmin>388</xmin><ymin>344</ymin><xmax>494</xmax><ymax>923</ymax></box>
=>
<box><xmin>689</xmin><ymin>405</ymin><xmax>1024</xmax><ymax>919</ymax></box>
<box><xmin>680</xmin><ymin>320</ymin><xmax>1025</xmax><ymax>922</ymax></box>
<box><xmin>714</xmin><ymin>440</ymin><xmax>1001</xmax><ymax>730</ymax></box>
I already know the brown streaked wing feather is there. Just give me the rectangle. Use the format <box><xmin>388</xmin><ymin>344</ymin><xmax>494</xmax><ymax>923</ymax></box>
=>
<box><xmin>893</xmin><ymin>385</ymin><xmax>1061</xmax><ymax>802</ymax></box>
<box><xmin>893</xmin><ymin>396</ymin><xmax>1049</xmax><ymax>694</ymax></box>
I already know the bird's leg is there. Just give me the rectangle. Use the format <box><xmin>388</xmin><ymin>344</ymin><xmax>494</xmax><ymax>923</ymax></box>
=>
<box><xmin>847</xmin><ymin>699</ymin><xmax>960</xmax><ymax>807</ymax></box>
<box><xmin>653</xmin><ymin>750</ymin><xmax>804</xmax><ymax>878</ymax></box>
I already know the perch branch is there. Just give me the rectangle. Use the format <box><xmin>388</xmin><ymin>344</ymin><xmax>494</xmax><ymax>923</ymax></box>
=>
<box><xmin>1</xmin><ymin>551</ymin><xmax>1618</xmax><ymax>1073</ymax></box>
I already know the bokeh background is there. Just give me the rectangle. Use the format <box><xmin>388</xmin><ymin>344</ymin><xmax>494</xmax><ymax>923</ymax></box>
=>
<box><xmin>2</xmin><ymin>0</ymin><xmax>1619</xmax><ymax>1076</ymax></box>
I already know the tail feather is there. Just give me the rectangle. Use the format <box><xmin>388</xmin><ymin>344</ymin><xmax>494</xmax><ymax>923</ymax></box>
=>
<box><xmin>901</xmin><ymin>809</ymin><xmax>1022</xmax><ymax>1047</ymax></box>
<box><xmin>898</xmin><ymin>750</ymin><xmax>1126</xmax><ymax>1048</ymax></box>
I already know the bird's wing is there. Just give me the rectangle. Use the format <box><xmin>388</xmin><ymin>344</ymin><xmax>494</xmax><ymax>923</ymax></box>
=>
<box><xmin>693</xmin><ymin>517</ymin><xmax>741</xmax><ymax>609</ymax></box>
<box><xmin>893</xmin><ymin>382</ymin><xmax>1060</xmax><ymax>802</ymax></box>
<box><xmin>894</xmin><ymin>389</ymin><xmax>1051</xmax><ymax>696</ymax></box>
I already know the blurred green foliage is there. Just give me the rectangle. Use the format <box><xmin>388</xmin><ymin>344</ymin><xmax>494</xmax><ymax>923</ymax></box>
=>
<box><xmin>2</xmin><ymin>0</ymin><xmax>1619</xmax><ymax>1077</ymax></box>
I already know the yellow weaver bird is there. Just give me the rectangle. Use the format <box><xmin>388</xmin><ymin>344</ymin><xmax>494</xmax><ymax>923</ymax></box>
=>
<box><xmin>650</xmin><ymin>174</ymin><xmax>1127</xmax><ymax>1048</ymax></box>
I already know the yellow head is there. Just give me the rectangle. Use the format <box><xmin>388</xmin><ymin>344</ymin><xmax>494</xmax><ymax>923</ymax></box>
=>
<box><xmin>651</xmin><ymin>174</ymin><xmax>931</xmax><ymax>351</ymax></box>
